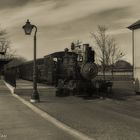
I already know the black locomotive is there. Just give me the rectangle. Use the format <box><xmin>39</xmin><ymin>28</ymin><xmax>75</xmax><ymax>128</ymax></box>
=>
<box><xmin>55</xmin><ymin>44</ymin><xmax>98</xmax><ymax>96</ymax></box>
<box><xmin>4</xmin><ymin>43</ymin><xmax>98</xmax><ymax>96</ymax></box>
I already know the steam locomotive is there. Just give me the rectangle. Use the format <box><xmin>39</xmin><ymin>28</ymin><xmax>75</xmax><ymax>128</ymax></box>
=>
<box><xmin>55</xmin><ymin>44</ymin><xmax>98</xmax><ymax>96</ymax></box>
<box><xmin>4</xmin><ymin>43</ymin><xmax>98</xmax><ymax>96</ymax></box>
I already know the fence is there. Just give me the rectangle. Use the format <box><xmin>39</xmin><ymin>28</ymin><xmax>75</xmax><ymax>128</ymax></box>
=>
<box><xmin>4</xmin><ymin>69</ymin><xmax>16</xmax><ymax>87</ymax></box>
<box><xmin>96</xmin><ymin>72</ymin><xmax>133</xmax><ymax>81</ymax></box>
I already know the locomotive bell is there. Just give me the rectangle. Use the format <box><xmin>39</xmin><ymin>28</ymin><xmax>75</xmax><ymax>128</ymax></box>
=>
<box><xmin>81</xmin><ymin>62</ymin><xmax>98</xmax><ymax>80</ymax></box>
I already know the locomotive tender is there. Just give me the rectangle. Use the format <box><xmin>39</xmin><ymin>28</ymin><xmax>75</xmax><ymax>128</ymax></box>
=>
<box><xmin>5</xmin><ymin>43</ymin><xmax>98</xmax><ymax>96</ymax></box>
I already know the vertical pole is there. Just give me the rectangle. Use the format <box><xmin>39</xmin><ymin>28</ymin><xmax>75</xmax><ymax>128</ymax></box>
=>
<box><xmin>34</xmin><ymin>33</ymin><xmax>37</xmax><ymax>91</ymax></box>
<box><xmin>30</xmin><ymin>26</ymin><xmax>40</xmax><ymax>103</ymax></box>
<box><xmin>103</xmin><ymin>49</ymin><xmax>105</xmax><ymax>80</ymax></box>
<box><xmin>132</xmin><ymin>30</ymin><xmax>134</xmax><ymax>79</ymax></box>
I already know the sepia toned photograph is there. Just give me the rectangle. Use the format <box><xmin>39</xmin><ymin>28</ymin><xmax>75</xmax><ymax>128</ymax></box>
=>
<box><xmin>0</xmin><ymin>0</ymin><xmax>140</xmax><ymax>140</ymax></box>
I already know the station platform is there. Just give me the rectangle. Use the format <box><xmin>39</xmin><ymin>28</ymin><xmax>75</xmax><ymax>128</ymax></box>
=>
<box><xmin>4</xmin><ymin>79</ymin><xmax>140</xmax><ymax>140</ymax></box>
<box><xmin>0</xmin><ymin>80</ymin><xmax>89</xmax><ymax>140</ymax></box>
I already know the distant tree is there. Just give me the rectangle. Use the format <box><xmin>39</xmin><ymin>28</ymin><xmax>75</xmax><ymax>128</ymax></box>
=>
<box><xmin>0</xmin><ymin>26</ymin><xmax>15</xmax><ymax>58</ymax></box>
<box><xmin>5</xmin><ymin>56</ymin><xmax>27</xmax><ymax>68</ymax></box>
<box><xmin>114</xmin><ymin>60</ymin><xmax>132</xmax><ymax>69</ymax></box>
<box><xmin>91</xmin><ymin>25</ymin><xmax>125</xmax><ymax>79</ymax></box>
<box><xmin>107</xmin><ymin>37</ymin><xmax>124</xmax><ymax>67</ymax></box>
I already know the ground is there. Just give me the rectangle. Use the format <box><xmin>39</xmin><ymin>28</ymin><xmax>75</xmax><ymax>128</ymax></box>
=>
<box><xmin>13</xmin><ymin>80</ymin><xmax>140</xmax><ymax>140</ymax></box>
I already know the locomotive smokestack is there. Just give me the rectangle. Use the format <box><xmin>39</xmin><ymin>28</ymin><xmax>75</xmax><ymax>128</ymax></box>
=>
<box><xmin>83</xmin><ymin>44</ymin><xmax>89</xmax><ymax>63</ymax></box>
<box><xmin>83</xmin><ymin>44</ymin><xmax>95</xmax><ymax>63</ymax></box>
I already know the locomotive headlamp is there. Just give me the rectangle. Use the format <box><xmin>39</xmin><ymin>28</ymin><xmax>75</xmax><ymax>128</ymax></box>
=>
<box><xmin>22</xmin><ymin>19</ymin><xmax>34</xmax><ymax>35</ymax></box>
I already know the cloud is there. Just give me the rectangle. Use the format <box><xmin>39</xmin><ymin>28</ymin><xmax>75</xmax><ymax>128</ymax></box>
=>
<box><xmin>0</xmin><ymin>0</ymin><xmax>49</xmax><ymax>9</ymax></box>
<box><xmin>0</xmin><ymin>0</ymin><xmax>135</xmax><ymax>28</ymax></box>
<box><xmin>0</xmin><ymin>0</ymin><xmax>29</xmax><ymax>9</ymax></box>
<box><xmin>31</xmin><ymin>0</ymin><xmax>134</xmax><ymax>27</ymax></box>
<box><xmin>0</xmin><ymin>0</ymin><xmax>139</xmax><ymax>61</ymax></box>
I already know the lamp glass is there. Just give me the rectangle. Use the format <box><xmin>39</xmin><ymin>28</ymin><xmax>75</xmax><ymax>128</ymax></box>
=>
<box><xmin>23</xmin><ymin>20</ymin><xmax>33</xmax><ymax>35</ymax></box>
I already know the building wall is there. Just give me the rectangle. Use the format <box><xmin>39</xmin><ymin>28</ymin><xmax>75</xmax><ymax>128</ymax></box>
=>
<box><xmin>134</xmin><ymin>29</ymin><xmax>140</xmax><ymax>91</ymax></box>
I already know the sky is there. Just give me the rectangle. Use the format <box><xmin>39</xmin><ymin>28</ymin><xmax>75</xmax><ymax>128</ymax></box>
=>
<box><xmin>0</xmin><ymin>0</ymin><xmax>139</xmax><ymax>63</ymax></box>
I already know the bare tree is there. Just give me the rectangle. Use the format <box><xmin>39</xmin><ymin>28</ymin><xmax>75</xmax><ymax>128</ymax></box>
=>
<box><xmin>91</xmin><ymin>25</ymin><xmax>124</xmax><ymax>79</ymax></box>
<box><xmin>0</xmin><ymin>27</ymin><xmax>15</xmax><ymax>58</ymax></box>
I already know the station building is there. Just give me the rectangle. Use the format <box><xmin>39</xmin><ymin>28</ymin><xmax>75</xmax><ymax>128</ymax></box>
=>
<box><xmin>128</xmin><ymin>20</ymin><xmax>140</xmax><ymax>92</ymax></box>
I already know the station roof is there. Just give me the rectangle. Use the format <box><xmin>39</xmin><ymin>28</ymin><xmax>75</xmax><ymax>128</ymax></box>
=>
<box><xmin>128</xmin><ymin>20</ymin><xmax>140</xmax><ymax>30</ymax></box>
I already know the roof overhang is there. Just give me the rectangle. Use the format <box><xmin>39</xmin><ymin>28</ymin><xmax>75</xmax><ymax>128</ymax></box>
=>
<box><xmin>128</xmin><ymin>20</ymin><xmax>140</xmax><ymax>30</ymax></box>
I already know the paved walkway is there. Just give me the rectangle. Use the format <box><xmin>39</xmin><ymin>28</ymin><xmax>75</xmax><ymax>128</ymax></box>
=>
<box><xmin>13</xmin><ymin>80</ymin><xmax>140</xmax><ymax>140</ymax></box>
<box><xmin>0</xmin><ymin>80</ymin><xmax>80</xmax><ymax>140</ymax></box>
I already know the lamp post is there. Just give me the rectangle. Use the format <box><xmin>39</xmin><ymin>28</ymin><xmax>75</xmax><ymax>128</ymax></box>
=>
<box><xmin>22</xmin><ymin>19</ymin><xmax>40</xmax><ymax>103</ymax></box>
